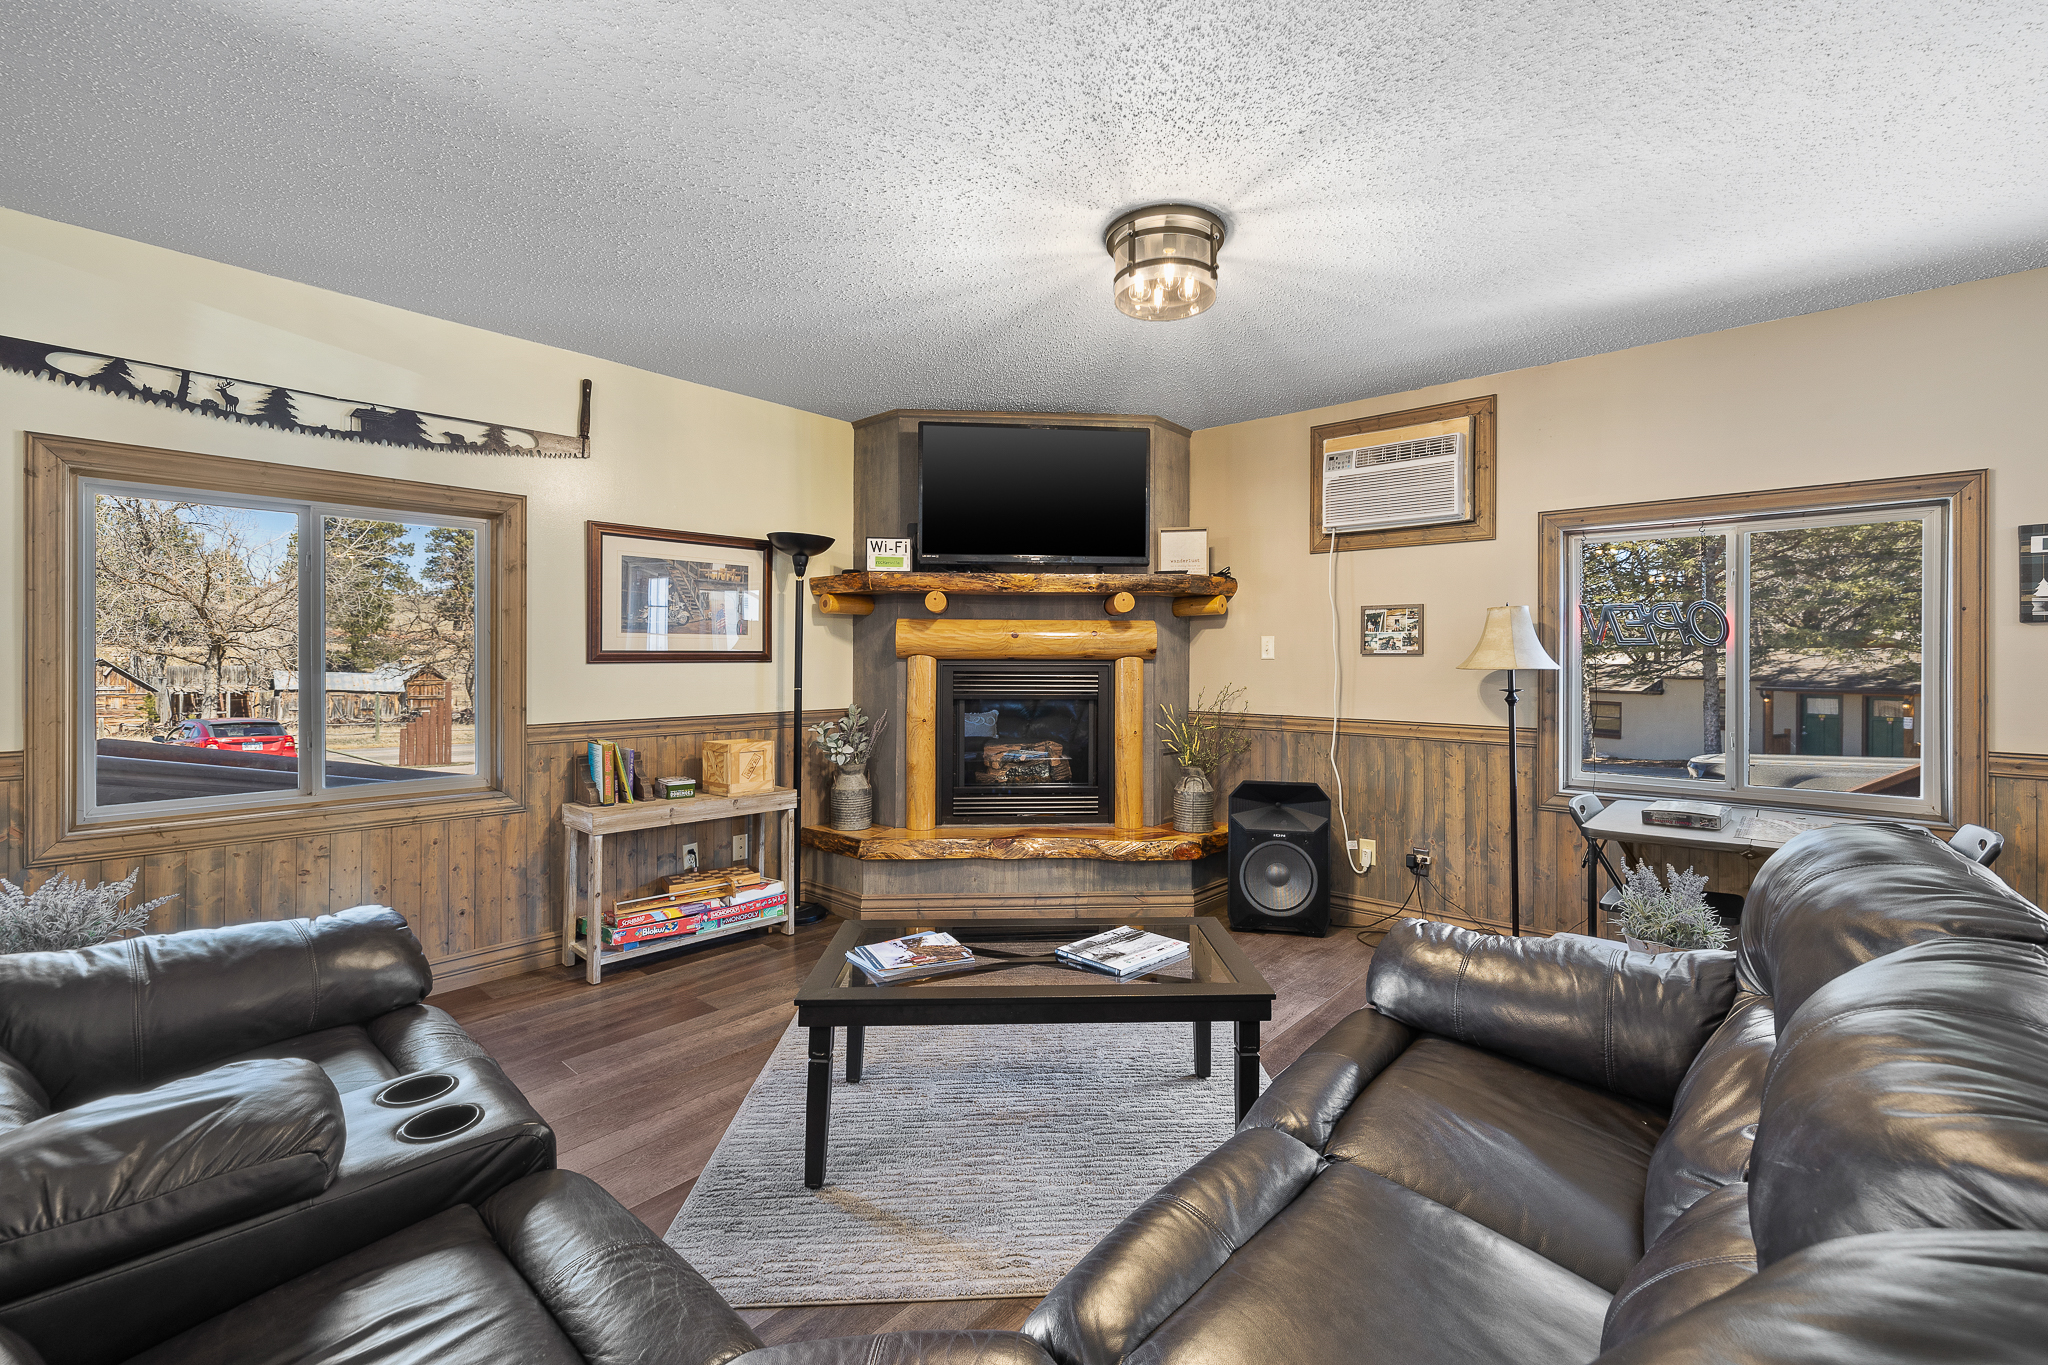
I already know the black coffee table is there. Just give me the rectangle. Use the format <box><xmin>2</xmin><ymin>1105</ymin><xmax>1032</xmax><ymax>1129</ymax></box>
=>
<box><xmin>792</xmin><ymin>916</ymin><xmax>1275</xmax><ymax>1188</ymax></box>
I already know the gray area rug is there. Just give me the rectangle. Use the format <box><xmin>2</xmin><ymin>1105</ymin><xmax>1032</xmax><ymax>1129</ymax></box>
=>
<box><xmin>665</xmin><ymin>1017</ymin><xmax>1267</xmax><ymax>1305</ymax></box>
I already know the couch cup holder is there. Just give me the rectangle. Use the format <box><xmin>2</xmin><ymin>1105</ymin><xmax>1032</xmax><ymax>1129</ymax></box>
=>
<box><xmin>395</xmin><ymin>1102</ymin><xmax>485</xmax><ymax>1143</ymax></box>
<box><xmin>374</xmin><ymin>1073</ymin><xmax>460</xmax><ymax>1108</ymax></box>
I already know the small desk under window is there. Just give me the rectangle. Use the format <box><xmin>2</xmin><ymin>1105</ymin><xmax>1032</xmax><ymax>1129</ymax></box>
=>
<box><xmin>1573</xmin><ymin>799</ymin><xmax>1855</xmax><ymax>935</ymax></box>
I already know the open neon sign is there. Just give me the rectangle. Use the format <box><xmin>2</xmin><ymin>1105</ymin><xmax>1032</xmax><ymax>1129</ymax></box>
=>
<box><xmin>1581</xmin><ymin>600</ymin><xmax>1729</xmax><ymax>648</ymax></box>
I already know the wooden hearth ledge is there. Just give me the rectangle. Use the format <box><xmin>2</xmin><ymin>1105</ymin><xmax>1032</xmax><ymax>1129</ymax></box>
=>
<box><xmin>803</xmin><ymin>823</ymin><xmax>1227</xmax><ymax>862</ymax></box>
<box><xmin>811</xmin><ymin>571</ymin><xmax>1237</xmax><ymax>619</ymax></box>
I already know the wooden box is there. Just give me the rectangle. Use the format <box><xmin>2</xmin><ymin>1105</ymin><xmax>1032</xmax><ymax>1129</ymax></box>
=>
<box><xmin>702</xmin><ymin>738</ymin><xmax>775</xmax><ymax>796</ymax></box>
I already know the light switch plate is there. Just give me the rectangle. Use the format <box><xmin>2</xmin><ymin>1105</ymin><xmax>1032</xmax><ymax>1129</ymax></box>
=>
<box><xmin>1260</xmin><ymin>636</ymin><xmax>1276</xmax><ymax>659</ymax></box>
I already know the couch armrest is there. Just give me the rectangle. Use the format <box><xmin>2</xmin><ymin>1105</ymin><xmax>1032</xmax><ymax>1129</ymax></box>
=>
<box><xmin>1238</xmin><ymin>1007</ymin><xmax>1411</xmax><ymax>1148</ymax></box>
<box><xmin>365</xmin><ymin>1005</ymin><xmax>490</xmax><ymax>1074</ymax></box>
<box><xmin>1366</xmin><ymin>919</ymin><xmax>1738</xmax><ymax>1107</ymax></box>
<box><xmin>1024</xmin><ymin>1127</ymin><xmax>1321</xmax><ymax>1365</ymax></box>
<box><xmin>479</xmin><ymin>1170</ymin><xmax>764</xmax><ymax>1365</ymax></box>
<box><xmin>0</xmin><ymin>1325</ymin><xmax>45</xmax><ymax>1365</ymax></box>
<box><xmin>734</xmin><ymin>1333</ymin><xmax>1055</xmax><ymax>1365</ymax></box>
<box><xmin>0</xmin><ymin>1059</ymin><xmax>342</xmax><ymax>1302</ymax></box>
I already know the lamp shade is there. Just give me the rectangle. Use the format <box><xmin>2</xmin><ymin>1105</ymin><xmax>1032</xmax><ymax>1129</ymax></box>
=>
<box><xmin>1457</xmin><ymin>605</ymin><xmax>1560</xmax><ymax>672</ymax></box>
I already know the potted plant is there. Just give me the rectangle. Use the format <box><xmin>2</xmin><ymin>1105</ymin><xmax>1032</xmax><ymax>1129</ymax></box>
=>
<box><xmin>0</xmin><ymin>868</ymin><xmax>177</xmax><ymax>954</ymax></box>
<box><xmin>810</xmin><ymin>703</ymin><xmax>887</xmax><ymax>831</ymax></box>
<box><xmin>1616</xmin><ymin>861</ymin><xmax>1730</xmax><ymax>953</ymax></box>
<box><xmin>1156</xmin><ymin>683</ymin><xmax>1255</xmax><ymax>833</ymax></box>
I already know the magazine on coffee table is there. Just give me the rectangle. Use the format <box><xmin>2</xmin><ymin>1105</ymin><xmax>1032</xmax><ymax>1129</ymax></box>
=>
<box><xmin>1056</xmin><ymin>925</ymin><xmax>1190</xmax><ymax>980</ymax></box>
<box><xmin>847</xmin><ymin>931</ymin><xmax>979</xmax><ymax>984</ymax></box>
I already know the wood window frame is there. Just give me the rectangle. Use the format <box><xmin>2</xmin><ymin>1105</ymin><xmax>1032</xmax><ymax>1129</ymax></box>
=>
<box><xmin>1309</xmin><ymin>394</ymin><xmax>1497</xmax><ymax>553</ymax></box>
<box><xmin>26</xmin><ymin>433</ymin><xmax>528</xmax><ymax>862</ymax></box>
<box><xmin>1535</xmin><ymin>469</ymin><xmax>1988</xmax><ymax>831</ymax></box>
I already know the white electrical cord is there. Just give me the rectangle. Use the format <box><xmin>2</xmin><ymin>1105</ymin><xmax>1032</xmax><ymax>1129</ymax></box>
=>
<box><xmin>1328</xmin><ymin>545</ymin><xmax>1371</xmax><ymax>875</ymax></box>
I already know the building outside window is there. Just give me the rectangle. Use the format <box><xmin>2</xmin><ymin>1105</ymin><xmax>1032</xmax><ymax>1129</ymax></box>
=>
<box><xmin>1544</xmin><ymin>473</ymin><xmax>1975</xmax><ymax>825</ymax></box>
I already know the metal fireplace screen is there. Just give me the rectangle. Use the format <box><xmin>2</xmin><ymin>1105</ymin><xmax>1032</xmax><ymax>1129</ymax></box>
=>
<box><xmin>938</xmin><ymin>661</ymin><xmax>1114</xmax><ymax>823</ymax></box>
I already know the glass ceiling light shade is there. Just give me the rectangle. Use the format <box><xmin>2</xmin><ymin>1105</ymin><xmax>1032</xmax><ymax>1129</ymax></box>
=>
<box><xmin>1105</xmin><ymin>204</ymin><xmax>1225</xmax><ymax>322</ymax></box>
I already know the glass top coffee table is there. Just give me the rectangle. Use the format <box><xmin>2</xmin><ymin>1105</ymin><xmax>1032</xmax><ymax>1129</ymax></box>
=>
<box><xmin>792</xmin><ymin>916</ymin><xmax>1274</xmax><ymax>1188</ymax></box>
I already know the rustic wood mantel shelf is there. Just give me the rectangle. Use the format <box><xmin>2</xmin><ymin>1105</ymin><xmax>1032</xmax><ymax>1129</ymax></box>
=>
<box><xmin>809</xmin><ymin>572</ymin><xmax>1238</xmax><ymax>619</ymax></box>
<box><xmin>802</xmin><ymin>822</ymin><xmax>1228</xmax><ymax>862</ymax></box>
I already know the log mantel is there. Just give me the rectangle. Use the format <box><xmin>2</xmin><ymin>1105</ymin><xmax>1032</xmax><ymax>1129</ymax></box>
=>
<box><xmin>802</xmin><ymin>822</ymin><xmax>1228</xmax><ymax>862</ymax></box>
<box><xmin>811</xmin><ymin>571</ymin><xmax>1237</xmax><ymax>619</ymax></box>
<box><xmin>810</xmin><ymin>571</ymin><xmax>1236</xmax><ymax>596</ymax></box>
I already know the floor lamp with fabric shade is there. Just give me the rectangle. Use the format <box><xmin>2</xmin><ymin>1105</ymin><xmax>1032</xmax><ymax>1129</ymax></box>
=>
<box><xmin>768</xmin><ymin>532</ymin><xmax>834</xmax><ymax>926</ymax></box>
<box><xmin>1457</xmin><ymin>605</ymin><xmax>1560</xmax><ymax>938</ymax></box>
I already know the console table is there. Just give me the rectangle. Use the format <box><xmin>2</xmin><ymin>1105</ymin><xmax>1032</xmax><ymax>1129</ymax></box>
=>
<box><xmin>561</xmin><ymin>787</ymin><xmax>798</xmax><ymax>984</ymax></box>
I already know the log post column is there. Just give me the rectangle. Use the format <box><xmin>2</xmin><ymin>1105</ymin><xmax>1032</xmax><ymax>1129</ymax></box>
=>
<box><xmin>1114</xmin><ymin>654</ymin><xmax>1145</xmax><ymax>829</ymax></box>
<box><xmin>905</xmin><ymin>653</ymin><xmax>937</xmax><ymax>831</ymax></box>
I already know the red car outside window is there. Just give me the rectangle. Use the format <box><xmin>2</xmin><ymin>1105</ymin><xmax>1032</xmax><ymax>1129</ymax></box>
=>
<box><xmin>173</xmin><ymin>720</ymin><xmax>298</xmax><ymax>757</ymax></box>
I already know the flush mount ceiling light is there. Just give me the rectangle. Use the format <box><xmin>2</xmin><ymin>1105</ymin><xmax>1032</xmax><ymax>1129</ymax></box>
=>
<box><xmin>1105</xmin><ymin>203</ymin><xmax>1225</xmax><ymax>322</ymax></box>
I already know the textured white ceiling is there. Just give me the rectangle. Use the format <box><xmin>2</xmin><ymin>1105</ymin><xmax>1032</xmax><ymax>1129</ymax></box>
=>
<box><xmin>3</xmin><ymin>1</ymin><xmax>2044</xmax><ymax>428</ymax></box>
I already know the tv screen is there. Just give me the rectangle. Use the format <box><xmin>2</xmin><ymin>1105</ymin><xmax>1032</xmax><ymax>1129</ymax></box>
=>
<box><xmin>918</xmin><ymin>423</ymin><xmax>1150</xmax><ymax>566</ymax></box>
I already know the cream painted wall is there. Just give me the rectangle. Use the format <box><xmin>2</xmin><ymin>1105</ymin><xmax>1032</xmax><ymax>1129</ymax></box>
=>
<box><xmin>0</xmin><ymin>209</ymin><xmax>853</xmax><ymax>753</ymax></box>
<box><xmin>1191</xmin><ymin>266</ymin><xmax>2048</xmax><ymax>755</ymax></box>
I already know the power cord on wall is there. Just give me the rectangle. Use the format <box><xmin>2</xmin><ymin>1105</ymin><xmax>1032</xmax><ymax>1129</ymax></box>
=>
<box><xmin>1328</xmin><ymin>545</ymin><xmax>1371</xmax><ymax>875</ymax></box>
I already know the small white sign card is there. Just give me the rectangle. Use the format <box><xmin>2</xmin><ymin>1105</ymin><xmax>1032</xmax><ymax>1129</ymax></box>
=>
<box><xmin>1156</xmin><ymin>526</ymin><xmax>1208</xmax><ymax>574</ymax></box>
<box><xmin>867</xmin><ymin>537</ymin><xmax>912</xmax><ymax>572</ymax></box>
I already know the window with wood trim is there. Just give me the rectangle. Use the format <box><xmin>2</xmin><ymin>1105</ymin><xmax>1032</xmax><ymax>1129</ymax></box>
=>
<box><xmin>1538</xmin><ymin>471</ymin><xmax>1986</xmax><ymax>828</ymax></box>
<box><xmin>27</xmin><ymin>435</ymin><xmax>527</xmax><ymax>861</ymax></box>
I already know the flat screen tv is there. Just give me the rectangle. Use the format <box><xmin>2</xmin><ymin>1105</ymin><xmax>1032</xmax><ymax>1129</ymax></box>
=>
<box><xmin>918</xmin><ymin>423</ymin><xmax>1150</xmax><ymax>568</ymax></box>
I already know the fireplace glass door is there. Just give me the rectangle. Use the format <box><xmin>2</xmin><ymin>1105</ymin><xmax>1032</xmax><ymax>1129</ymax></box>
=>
<box><xmin>938</xmin><ymin>661</ymin><xmax>1114</xmax><ymax>823</ymax></box>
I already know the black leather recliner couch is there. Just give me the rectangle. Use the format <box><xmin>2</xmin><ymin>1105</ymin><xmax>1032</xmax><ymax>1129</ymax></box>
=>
<box><xmin>1023</xmin><ymin>822</ymin><xmax>2048</xmax><ymax>1363</ymax></box>
<box><xmin>0</xmin><ymin>907</ymin><xmax>1051</xmax><ymax>1365</ymax></box>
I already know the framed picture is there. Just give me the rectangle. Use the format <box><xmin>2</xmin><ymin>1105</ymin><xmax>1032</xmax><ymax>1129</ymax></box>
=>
<box><xmin>1361</xmin><ymin>604</ymin><xmax>1424</xmax><ymax>656</ymax></box>
<box><xmin>585</xmin><ymin>522</ymin><xmax>771</xmax><ymax>663</ymax></box>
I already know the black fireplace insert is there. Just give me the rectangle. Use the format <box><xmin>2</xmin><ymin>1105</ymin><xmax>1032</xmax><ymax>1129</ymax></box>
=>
<box><xmin>936</xmin><ymin>660</ymin><xmax>1114</xmax><ymax>823</ymax></box>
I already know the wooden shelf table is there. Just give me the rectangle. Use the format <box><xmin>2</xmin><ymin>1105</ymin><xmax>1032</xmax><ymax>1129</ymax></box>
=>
<box><xmin>561</xmin><ymin>787</ymin><xmax>798</xmax><ymax>985</ymax></box>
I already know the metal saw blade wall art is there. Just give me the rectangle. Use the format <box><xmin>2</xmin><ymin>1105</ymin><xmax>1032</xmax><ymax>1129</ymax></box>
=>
<box><xmin>0</xmin><ymin>333</ymin><xmax>588</xmax><ymax>458</ymax></box>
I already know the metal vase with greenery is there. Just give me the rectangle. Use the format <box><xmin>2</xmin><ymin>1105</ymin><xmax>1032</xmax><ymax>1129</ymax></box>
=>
<box><xmin>1157</xmin><ymin>683</ymin><xmax>1254</xmax><ymax>833</ymax></box>
<box><xmin>810</xmin><ymin>703</ymin><xmax>887</xmax><ymax>831</ymax></box>
<box><xmin>1616</xmin><ymin>861</ymin><xmax>1729</xmax><ymax>953</ymax></box>
<box><xmin>0</xmin><ymin>868</ymin><xmax>177</xmax><ymax>955</ymax></box>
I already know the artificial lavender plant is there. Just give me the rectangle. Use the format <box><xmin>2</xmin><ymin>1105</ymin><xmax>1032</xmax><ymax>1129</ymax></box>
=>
<box><xmin>0</xmin><ymin>868</ymin><xmax>176</xmax><ymax>954</ymax></box>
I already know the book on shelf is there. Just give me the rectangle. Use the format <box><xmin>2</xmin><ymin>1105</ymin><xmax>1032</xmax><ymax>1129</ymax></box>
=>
<box><xmin>1056</xmin><ymin>925</ymin><xmax>1190</xmax><ymax>980</ymax></box>
<box><xmin>606</xmin><ymin>880</ymin><xmax>785</xmax><ymax>929</ymax></box>
<box><xmin>847</xmin><ymin>931</ymin><xmax>979</xmax><ymax>985</ymax></box>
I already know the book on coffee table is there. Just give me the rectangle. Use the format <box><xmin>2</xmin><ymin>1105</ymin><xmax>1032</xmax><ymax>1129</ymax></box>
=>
<box><xmin>1056</xmin><ymin>925</ymin><xmax>1190</xmax><ymax>980</ymax></box>
<box><xmin>847</xmin><ymin>931</ymin><xmax>979</xmax><ymax>984</ymax></box>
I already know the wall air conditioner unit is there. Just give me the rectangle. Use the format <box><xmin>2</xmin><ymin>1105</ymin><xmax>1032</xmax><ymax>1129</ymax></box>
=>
<box><xmin>1321</xmin><ymin>431</ymin><xmax>1468</xmax><ymax>533</ymax></box>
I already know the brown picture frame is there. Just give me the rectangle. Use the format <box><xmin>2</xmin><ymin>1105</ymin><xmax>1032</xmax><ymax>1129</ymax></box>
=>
<box><xmin>1310</xmin><ymin>394</ymin><xmax>1497</xmax><ymax>553</ymax></box>
<box><xmin>585</xmin><ymin>521</ymin><xmax>772</xmax><ymax>664</ymax></box>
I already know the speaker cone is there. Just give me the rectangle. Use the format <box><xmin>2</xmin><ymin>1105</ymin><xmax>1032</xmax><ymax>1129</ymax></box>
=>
<box><xmin>1239</xmin><ymin>841</ymin><xmax>1316</xmax><ymax>915</ymax></box>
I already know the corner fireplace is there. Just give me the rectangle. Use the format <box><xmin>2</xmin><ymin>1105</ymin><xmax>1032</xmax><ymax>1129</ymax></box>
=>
<box><xmin>937</xmin><ymin>660</ymin><xmax>1114</xmax><ymax>823</ymax></box>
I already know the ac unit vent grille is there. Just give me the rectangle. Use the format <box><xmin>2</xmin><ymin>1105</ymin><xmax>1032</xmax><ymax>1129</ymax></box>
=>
<box><xmin>1322</xmin><ymin>431</ymin><xmax>1467</xmax><ymax>533</ymax></box>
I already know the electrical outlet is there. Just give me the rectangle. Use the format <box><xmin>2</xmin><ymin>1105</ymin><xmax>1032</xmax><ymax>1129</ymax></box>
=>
<box><xmin>683</xmin><ymin>843</ymin><xmax>699</xmax><ymax>872</ymax></box>
<box><xmin>1405</xmin><ymin>847</ymin><xmax>1433</xmax><ymax>876</ymax></box>
<box><xmin>1260</xmin><ymin>635</ymin><xmax>1275</xmax><ymax>659</ymax></box>
<box><xmin>732</xmin><ymin>832</ymin><xmax>748</xmax><ymax>863</ymax></box>
<box><xmin>1350</xmin><ymin>838</ymin><xmax>1376</xmax><ymax>870</ymax></box>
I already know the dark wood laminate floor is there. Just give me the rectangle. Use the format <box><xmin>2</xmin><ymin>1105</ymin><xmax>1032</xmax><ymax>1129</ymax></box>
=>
<box><xmin>436</xmin><ymin>917</ymin><xmax>1376</xmax><ymax>1345</ymax></box>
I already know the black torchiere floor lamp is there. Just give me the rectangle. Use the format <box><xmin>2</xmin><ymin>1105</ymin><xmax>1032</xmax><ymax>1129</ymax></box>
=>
<box><xmin>1457</xmin><ymin>605</ymin><xmax>1560</xmax><ymax>938</ymax></box>
<box><xmin>768</xmin><ymin>532</ymin><xmax>835</xmax><ymax>926</ymax></box>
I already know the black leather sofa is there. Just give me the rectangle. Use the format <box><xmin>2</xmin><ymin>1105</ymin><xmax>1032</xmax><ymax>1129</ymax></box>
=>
<box><xmin>0</xmin><ymin>907</ymin><xmax>1051</xmax><ymax>1365</ymax></box>
<box><xmin>1023</xmin><ymin>822</ymin><xmax>2048</xmax><ymax>1364</ymax></box>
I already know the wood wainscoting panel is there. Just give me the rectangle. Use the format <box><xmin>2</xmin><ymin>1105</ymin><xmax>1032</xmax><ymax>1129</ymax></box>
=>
<box><xmin>0</xmin><ymin>711</ymin><xmax>835</xmax><ymax>993</ymax></box>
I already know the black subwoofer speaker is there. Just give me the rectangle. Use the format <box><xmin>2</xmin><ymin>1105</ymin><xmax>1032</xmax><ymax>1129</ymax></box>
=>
<box><xmin>1227</xmin><ymin>780</ymin><xmax>1331</xmax><ymax>937</ymax></box>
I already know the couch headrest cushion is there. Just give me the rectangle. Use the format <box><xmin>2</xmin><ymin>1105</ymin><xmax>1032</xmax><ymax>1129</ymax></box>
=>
<box><xmin>1739</xmin><ymin>823</ymin><xmax>2047</xmax><ymax>1030</ymax></box>
<box><xmin>0</xmin><ymin>907</ymin><xmax>431</xmax><ymax>1109</ymax></box>
<box><xmin>1367</xmin><ymin>920</ymin><xmax>1738</xmax><ymax>1108</ymax></box>
<box><xmin>1749</xmin><ymin>937</ymin><xmax>2048</xmax><ymax>1267</ymax></box>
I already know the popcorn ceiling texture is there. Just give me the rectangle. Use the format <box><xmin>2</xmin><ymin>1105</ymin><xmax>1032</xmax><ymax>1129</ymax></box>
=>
<box><xmin>3</xmin><ymin>0</ymin><xmax>2044</xmax><ymax>429</ymax></box>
